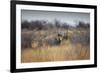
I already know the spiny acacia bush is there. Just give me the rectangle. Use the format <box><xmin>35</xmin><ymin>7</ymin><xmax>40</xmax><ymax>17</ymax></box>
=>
<box><xmin>21</xmin><ymin>20</ymin><xmax>69</xmax><ymax>30</ymax></box>
<box><xmin>21</xmin><ymin>20</ymin><xmax>90</xmax><ymax>49</ymax></box>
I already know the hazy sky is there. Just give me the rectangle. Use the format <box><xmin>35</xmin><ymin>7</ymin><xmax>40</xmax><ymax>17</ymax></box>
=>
<box><xmin>21</xmin><ymin>10</ymin><xmax>90</xmax><ymax>26</ymax></box>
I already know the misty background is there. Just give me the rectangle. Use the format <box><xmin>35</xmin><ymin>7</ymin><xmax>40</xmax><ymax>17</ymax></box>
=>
<box><xmin>21</xmin><ymin>10</ymin><xmax>90</xmax><ymax>27</ymax></box>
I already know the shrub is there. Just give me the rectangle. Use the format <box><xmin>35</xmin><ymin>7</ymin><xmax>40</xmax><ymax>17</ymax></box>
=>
<box><xmin>21</xmin><ymin>32</ymin><xmax>32</xmax><ymax>49</ymax></box>
<box><xmin>70</xmin><ymin>30</ymin><xmax>90</xmax><ymax>46</ymax></box>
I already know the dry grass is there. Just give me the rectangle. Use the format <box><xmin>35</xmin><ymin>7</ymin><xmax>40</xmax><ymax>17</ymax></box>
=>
<box><xmin>21</xmin><ymin>38</ymin><xmax>90</xmax><ymax>63</ymax></box>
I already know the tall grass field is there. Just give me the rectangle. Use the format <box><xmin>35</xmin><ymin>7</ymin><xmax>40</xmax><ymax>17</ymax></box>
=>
<box><xmin>21</xmin><ymin>28</ymin><xmax>90</xmax><ymax>63</ymax></box>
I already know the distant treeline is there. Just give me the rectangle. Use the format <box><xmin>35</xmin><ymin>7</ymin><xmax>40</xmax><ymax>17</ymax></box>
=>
<box><xmin>21</xmin><ymin>20</ymin><xmax>90</xmax><ymax>30</ymax></box>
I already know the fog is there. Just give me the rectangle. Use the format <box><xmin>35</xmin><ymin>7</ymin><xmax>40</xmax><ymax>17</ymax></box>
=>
<box><xmin>21</xmin><ymin>10</ymin><xmax>90</xmax><ymax>26</ymax></box>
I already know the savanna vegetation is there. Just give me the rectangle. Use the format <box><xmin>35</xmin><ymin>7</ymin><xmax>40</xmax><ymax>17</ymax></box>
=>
<box><xmin>21</xmin><ymin>19</ymin><xmax>90</xmax><ymax>63</ymax></box>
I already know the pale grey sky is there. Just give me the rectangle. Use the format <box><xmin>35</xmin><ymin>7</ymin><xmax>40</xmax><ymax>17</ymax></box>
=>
<box><xmin>21</xmin><ymin>10</ymin><xmax>90</xmax><ymax>26</ymax></box>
